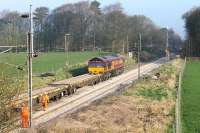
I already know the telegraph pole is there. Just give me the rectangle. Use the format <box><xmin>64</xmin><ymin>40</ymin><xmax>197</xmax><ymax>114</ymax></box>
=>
<box><xmin>138</xmin><ymin>33</ymin><xmax>142</xmax><ymax>80</ymax></box>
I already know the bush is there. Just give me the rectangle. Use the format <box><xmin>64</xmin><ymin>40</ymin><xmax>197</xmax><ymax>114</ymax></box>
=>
<box><xmin>0</xmin><ymin>63</ymin><xmax>25</xmax><ymax>127</ymax></box>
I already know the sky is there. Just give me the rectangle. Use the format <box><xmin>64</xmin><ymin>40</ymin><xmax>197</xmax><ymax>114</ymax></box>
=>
<box><xmin>0</xmin><ymin>0</ymin><xmax>200</xmax><ymax>39</ymax></box>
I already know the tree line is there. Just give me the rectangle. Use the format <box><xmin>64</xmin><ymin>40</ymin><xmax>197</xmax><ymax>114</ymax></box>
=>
<box><xmin>183</xmin><ymin>7</ymin><xmax>200</xmax><ymax>57</ymax></box>
<box><xmin>0</xmin><ymin>1</ymin><xmax>182</xmax><ymax>58</ymax></box>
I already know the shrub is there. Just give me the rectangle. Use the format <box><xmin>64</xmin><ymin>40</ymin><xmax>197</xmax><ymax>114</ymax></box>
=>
<box><xmin>0</xmin><ymin>63</ymin><xmax>25</xmax><ymax>127</ymax></box>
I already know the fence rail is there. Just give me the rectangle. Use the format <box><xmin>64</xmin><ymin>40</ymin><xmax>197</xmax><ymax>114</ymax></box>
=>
<box><xmin>176</xmin><ymin>57</ymin><xmax>186</xmax><ymax>133</ymax></box>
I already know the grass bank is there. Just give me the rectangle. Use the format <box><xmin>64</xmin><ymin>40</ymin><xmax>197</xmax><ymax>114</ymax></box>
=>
<box><xmin>181</xmin><ymin>61</ymin><xmax>200</xmax><ymax>132</ymax></box>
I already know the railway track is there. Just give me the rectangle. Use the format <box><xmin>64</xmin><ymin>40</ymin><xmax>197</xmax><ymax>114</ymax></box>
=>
<box><xmin>33</xmin><ymin>58</ymin><xmax>166</xmax><ymax>125</ymax></box>
<box><xmin>9</xmin><ymin>58</ymin><xmax>166</xmax><ymax>132</ymax></box>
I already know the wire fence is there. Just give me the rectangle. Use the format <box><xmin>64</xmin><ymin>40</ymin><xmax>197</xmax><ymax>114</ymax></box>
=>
<box><xmin>176</xmin><ymin>57</ymin><xmax>186</xmax><ymax>133</ymax></box>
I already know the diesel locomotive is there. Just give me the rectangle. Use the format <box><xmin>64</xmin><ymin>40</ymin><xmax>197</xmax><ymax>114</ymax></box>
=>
<box><xmin>88</xmin><ymin>55</ymin><xmax>124</xmax><ymax>76</ymax></box>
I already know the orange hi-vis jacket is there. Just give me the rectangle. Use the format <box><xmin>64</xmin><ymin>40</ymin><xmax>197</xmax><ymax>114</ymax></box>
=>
<box><xmin>40</xmin><ymin>94</ymin><xmax>49</xmax><ymax>109</ymax></box>
<box><xmin>41</xmin><ymin>95</ymin><xmax>49</xmax><ymax>103</ymax></box>
<box><xmin>20</xmin><ymin>106</ymin><xmax>29</xmax><ymax>128</ymax></box>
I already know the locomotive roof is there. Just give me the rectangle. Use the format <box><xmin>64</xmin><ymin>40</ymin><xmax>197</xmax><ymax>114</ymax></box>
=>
<box><xmin>89</xmin><ymin>55</ymin><xmax>121</xmax><ymax>63</ymax></box>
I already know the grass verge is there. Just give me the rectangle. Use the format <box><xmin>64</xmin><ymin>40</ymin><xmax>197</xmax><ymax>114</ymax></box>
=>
<box><xmin>181</xmin><ymin>61</ymin><xmax>200</xmax><ymax>132</ymax></box>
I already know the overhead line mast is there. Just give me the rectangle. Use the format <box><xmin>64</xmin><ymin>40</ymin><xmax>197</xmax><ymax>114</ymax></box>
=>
<box><xmin>27</xmin><ymin>4</ymin><xmax>34</xmax><ymax>128</ymax></box>
<box><xmin>138</xmin><ymin>33</ymin><xmax>142</xmax><ymax>79</ymax></box>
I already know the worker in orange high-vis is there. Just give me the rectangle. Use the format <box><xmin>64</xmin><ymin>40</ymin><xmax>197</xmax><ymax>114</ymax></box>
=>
<box><xmin>40</xmin><ymin>93</ymin><xmax>49</xmax><ymax>111</ymax></box>
<box><xmin>20</xmin><ymin>103</ymin><xmax>29</xmax><ymax>128</ymax></box>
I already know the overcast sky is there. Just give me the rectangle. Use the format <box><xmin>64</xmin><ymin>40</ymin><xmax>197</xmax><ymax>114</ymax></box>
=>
<box><xmin>0</xmin><ymin>0</ymin><xmax>200</xmax><ymax>39</ymax></box>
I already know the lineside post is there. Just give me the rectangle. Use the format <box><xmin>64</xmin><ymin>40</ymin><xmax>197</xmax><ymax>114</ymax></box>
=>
<box><xmin>138</xmin><ymin>33</ymin><xmax>142</xmax><ymax>79</ymax></box>
<box><xmin>28</xmin><ymin>4</ymin><xmax>33</xmax><ymax>128</ymax></box>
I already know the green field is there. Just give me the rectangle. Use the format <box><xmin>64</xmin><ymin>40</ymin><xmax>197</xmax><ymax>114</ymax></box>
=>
<box><xmin>0</xmin><ymin>52</ymin><xmax>102</xmax><ymax>74</ymax></box>
<box><xmin>181</xmin><ymin>61</ymin><xmax>200</xmax><ymax>132</ymax></box>
<box><xmin>0</xmin><ymin>51</ymin><xmax>134</xmax><ymax>89</ymax></box>
<box><xmin>0</xmin><ymin>52</ymin><xmax>105</xmax><ymax>88</ymax></box>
